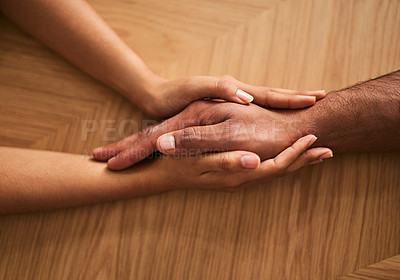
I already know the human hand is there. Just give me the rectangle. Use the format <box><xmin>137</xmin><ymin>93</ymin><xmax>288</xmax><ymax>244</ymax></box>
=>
<box><xmin>142</xmin><ymin>75</ymin><xmax>325</xmax><ymax>118</ymax></box>
<box><xmin>93</xmin><ymin>101</ymin><xmax>332</xmax><ymax>170</ymax></box>
<box><xmin>127</xmin><ymin>135</ymin><xmax>332</xmax><ymax>192</ymax></box>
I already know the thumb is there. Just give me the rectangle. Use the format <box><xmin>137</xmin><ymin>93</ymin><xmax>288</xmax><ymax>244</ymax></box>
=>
<box><xmin>185</xmin><ymin>76</ymin><xmax>254</xmax><ymax>104</ymax></box>
<box><xmin>156</xmin><ymin>123</ymin><xmax>233</xmax><ymax>155</ymax></box>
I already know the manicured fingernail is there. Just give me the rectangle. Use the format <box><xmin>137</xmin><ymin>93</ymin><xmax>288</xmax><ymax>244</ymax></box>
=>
<box><xmin>158</xmin><ymin>134</ymin><xmax>176</xmax><ymax>151</ymax></box>
<box><xmin>307</xmin><ymin>135</ymin><xmax>317</xmax><ymax>148</ymax></box>
<box><xmin>236</xmin><ymin>89</ymin><xmax>254</xmax><ymax>103</ymax></box>
<box><xmin>301</xmin><ymin>96</ymin><xmax>317</xmax><ymax>104</ymax></box>
<box><xmin>240</xmin><ymin>154</ymin><xmax>260</xmax><ymax>169</ymax></box>
<box><xmin>319</xmin><ymin>151</ymin><xmax>333</xmax><ymax>160</ymax></box>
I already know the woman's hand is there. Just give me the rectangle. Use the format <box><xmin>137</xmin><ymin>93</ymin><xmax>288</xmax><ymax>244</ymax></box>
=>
<box><xmin>142</xmin><ymin>75</ymin><xmax>325</xmax><ymax>118</ymax></box>
<box><xmin>0</xmin><ymin>0</ymin><xmax>324</xmax><ymax>120</ymax></box>
<box><xmin>148</xmin><ymin>135</ymin><xmax>331</xmax><ymax>192</ymax></box>
<box><xmin>0</xmin><ymin>135</ymin><xmax>331</xmax><ymax>214</ymax></box>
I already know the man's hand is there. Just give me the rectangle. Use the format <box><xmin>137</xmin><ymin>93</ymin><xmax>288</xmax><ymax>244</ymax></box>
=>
<box><xmin>93</xmin><ymin>101</ymin><xmax>331</xmax><ymax>170</ymax></box>
<box><xmin>144</xmin><ymin>75</ymin><xmax>325</xmax><ymax>118</ymax></box>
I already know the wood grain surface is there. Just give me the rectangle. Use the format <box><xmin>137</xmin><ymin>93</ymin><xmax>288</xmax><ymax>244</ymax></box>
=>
<box><xmin>1</xmin><ymin>0</ymin><xmax>400</xmax><ymax>279</ymax></box>
<box><xmin>338</xmin><ymin>255</ymin><xmax>400</xmax><ymax>280</ymax></box>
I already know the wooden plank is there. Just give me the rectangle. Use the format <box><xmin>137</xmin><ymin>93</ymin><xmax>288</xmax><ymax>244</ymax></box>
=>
<box><xmin>338</xmin><ymin>255</ymin><xmax>400</xmax><ymax>280</ymax></box>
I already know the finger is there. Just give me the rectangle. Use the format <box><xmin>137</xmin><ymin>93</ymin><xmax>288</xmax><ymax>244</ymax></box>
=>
<box><xmin>269</xmin><ymin>88</ymin><xmax>326</xmax><ymax>100</ymax></box>
<box><xmin>156</xmin><ymin>123</ymin><xmax>233</xmax><ymax>156</ymax></box>
<box><xmin>185</xmin><ymin>76</ymin><xmax>254</xmax><ymax>104</ymax></box>
<box><xmin>286</xmin><ymin>147</ymin><xmax>333</xmax><ymax>172</ymax></box>
<box><xmin>105</xmin><ymin>118</ymin><xmax>197</xmax><ymax>170</ymax></box>
<box><xmin>256</xmin><ymin>92</ymin><xmax>317</xmax><ymax>109</ymax></box>
<box><xmin>105</xmin><ymin>106</ymin><xmax>219</xmax><ymax>170</ymax></box>
<box><xmin>92</xmin><ymin>135</ymin><xmax>138</xmax><ymax>161</ymax></box>
<box><xmin>195</xmin><ymin>151</ymin><xmax>261</xmax><ymax>189</ymax></box>
<box><xmin>107</xmin><ymin>144</ymin><xmax>157</xmax><ymax>170</ymax></box>
<box><xmin>93</xmin><ymin>144</ymin><xmax>118</xmax><ymax>161</ymax></box>
<box><xmin>199</xmin><ymin>137</ymin><xmax>330</xmax><ymax>189</ymax></box>
<box><xmin>98</xmin><ymin>101</ymin><xmax>228</xmax><ymax>169</ymax></box>
<box><xmin>231</xmin><ymin>81</ymin><xmax>325</xmax><ymax>108</ymax></box>
<box><xmin>93</xmin><ymin>102</ymin><xmax>214</xmax><ymax>162</ymax></box>
<box><xmin>251</xmin><ymin>134</ymin><xmax>317</xmax><ymax>179</ymax></box>
<box><xmin>230</xmin><ymin>78</ymin><xmax>326</xmax><ymax>101</ymax></box>
<box><xmin>197</xmin><ymin>151</ymin><xmax>260</xmax><ymax>173</ymax></box>
<box><xmin>92</xmin><ymin>127</ymin><xmax>156</xmax><ymax>162</ymax></box>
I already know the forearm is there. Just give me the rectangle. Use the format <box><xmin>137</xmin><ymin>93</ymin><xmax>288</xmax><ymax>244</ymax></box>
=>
<box><xmin>0</xmin><ymin>0</ymin><xmax>163</xmax><ymax>105</ymax></box>
<box><xmin>302</xmin><ymin>70</ymin><xmax>400</xmax><ymax>152</ymax></box>
<box><xmin>0</xmin><ymin>147</ymin><xmax>168</xmax><ymax>214</ymax></box>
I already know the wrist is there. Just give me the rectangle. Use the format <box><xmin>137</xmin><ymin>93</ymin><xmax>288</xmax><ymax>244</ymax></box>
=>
<box><xmin>294</xmin><ymin>95</ymin><xmax>332</xmax><ymax>148</ymax></box>
<box><xmin>103</xmin><ymin>51</ymin><xmax>167</xmax><ymax>114</ymax></box>
<box><xmin>297</xmin><ymin>88</ymin><xmax>362</xmax><ymax>151</ymax></box>
<box><xmin>118</xmin><ymin>71</ymin><xmax>167</xmax><ymax>115</ymax></box>
<box><xmin>270</xmin><ymin>108</ymin><xmax>320</xmax><ymax>144</ymax></box>
<box><xmin>139</xmin><ymin>75</ymin><xmax>168</xmax><ymax>116</ymax></box>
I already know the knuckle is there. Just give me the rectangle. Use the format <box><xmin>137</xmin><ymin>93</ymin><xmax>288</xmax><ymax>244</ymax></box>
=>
<box><xmin>218</xmin><ymin>157</ymin><xmax>234</xmax><ymax>171</ymax></box>
<box><xmin>288</xmin><ymin>145</ymin><xmax>297</xmax><ymax>153</ymax></box>
<box><xmin>132</xmin><ymin>128</ymin><xmax>158</xmax><ymax>147</ymax></box>
<box><xmin>215</xmin><ymin>77</ymin><xmax>233</xmax><ymax>94</ymax></box>
<box><xmin>262</xmin><ymin>89</ymin><xmax>273</xmax><ymax>107</ymax></box>
<box><xmin>185</xmin><ymin>102</ymin><xmax>209</xmax><ymax>120</ymax></box>
<box><xmin>220</xmin><ymin>74</ymin><xmax>234</xmax><ymax>81</ymax></box>
<box><xmin>273</xmin><ymin>158</ymin><xmax>288</xmax><ymax>177</ymax></box>
<box><xmin>136</xmin><ymin>129</ymin><xmax>150</xmax><ymax>141</ymax></box>
<box><xmin>185</xmin><ymin>101</ymin><xmax>202</xmax><ymax>112</ymax></box>
<box><xmin>287</xmin><ymin>96</ymin><xmax>294</xmax><ymax>108</ymax></box>
<box><xmin>275</xmin><ymin>165</ymin><xmax>288</xmax><ymax>177</ymax></box>
<box><xmin>180</xmin><ymin>127</ymin><xmax>201</xmax><ymax>144</ymax></box>
<box><xmin>263</xmin><ymin>94</ymin><xmax>271</xmax><ymax>107</ymax></box>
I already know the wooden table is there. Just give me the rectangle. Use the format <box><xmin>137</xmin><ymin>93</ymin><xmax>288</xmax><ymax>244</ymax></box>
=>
<box><xmin>1</xmin><ymin>0</ymin><xmax>399</xmax><ymax>279</ymax></box>
<box><xmin>339</xmin><ymin>255</ymin><xmax>400</xmax><ymax>280</ymax></box>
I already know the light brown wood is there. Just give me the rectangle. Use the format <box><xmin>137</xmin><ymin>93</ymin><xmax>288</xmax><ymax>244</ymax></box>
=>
<box><xmin>1</xmin><ymin>0</ymin><xmax>399</xmax><ymax>279</ymax></box>
<box><xmin>338</xmin><ymin>255</ymin><xmax>400</xmax><ymax>280</ymax></box>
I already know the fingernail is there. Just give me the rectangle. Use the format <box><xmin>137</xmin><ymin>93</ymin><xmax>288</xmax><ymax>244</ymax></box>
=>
<box><xmin>307</xmin><ymin>135</ymin><xmax>317</xmax><ymax>148</ymax></box>
<box><xmin>313</xmin><ymin>90</ymin><xmax>326</xmax><ymax>94</ymax></box>
<box><xmin>236</xmin><ymin>89</ymin><xmax>254</xmax><ymax>103</ymax></box>
<box><xmin>240</xmin><ymin>154</ymin><xmax>260</xmax><ymax>169</ymax></box>
<box><xmin>302</xmin><ymin>96</ymin><xmax>317</xmax><ymax>104</ymax></box>
<box><xmin>93</xmin><ymin>147</ymin><xmax>102</xmax><ymax>154</ymax></box>
<box><xmin>319</xmin><ymin>151</ymin><xmax>333</xmax><ymax>160</ymax></box>
<box><xmin>158</xmin><ymin>134</ymin><xmax>176</xmax><ymax>151</ymax></box>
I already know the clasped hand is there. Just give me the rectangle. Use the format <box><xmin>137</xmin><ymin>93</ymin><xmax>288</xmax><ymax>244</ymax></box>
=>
<box><xmin>93</xmin><ymin>76</ymin><xmax>332</xmax><ymax>191</ymax></box>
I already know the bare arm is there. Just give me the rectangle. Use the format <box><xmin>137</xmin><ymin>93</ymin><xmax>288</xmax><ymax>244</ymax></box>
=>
<box><xmin>0</xmin><ymin>136</ymin><xmax>331</xmax><ymax>214</ymax></box>
<box><xmin>0</xmin><ymin>0</ymin><xmax>325</xmax><ymax>118</ymax></box>
<box><xmin>304</xmin><ymin>70</ymin><xmax>400</xmax><ymax>152</ymax></box>
<box><xmin>0</xmin><ymin>147</ymin><xmax>167</xmax><ymax>214</ymax></box>
<box><xmin>0</xmin><ymin>0</ymin><xmax>160</xmax><ymax>106</ymax></box>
